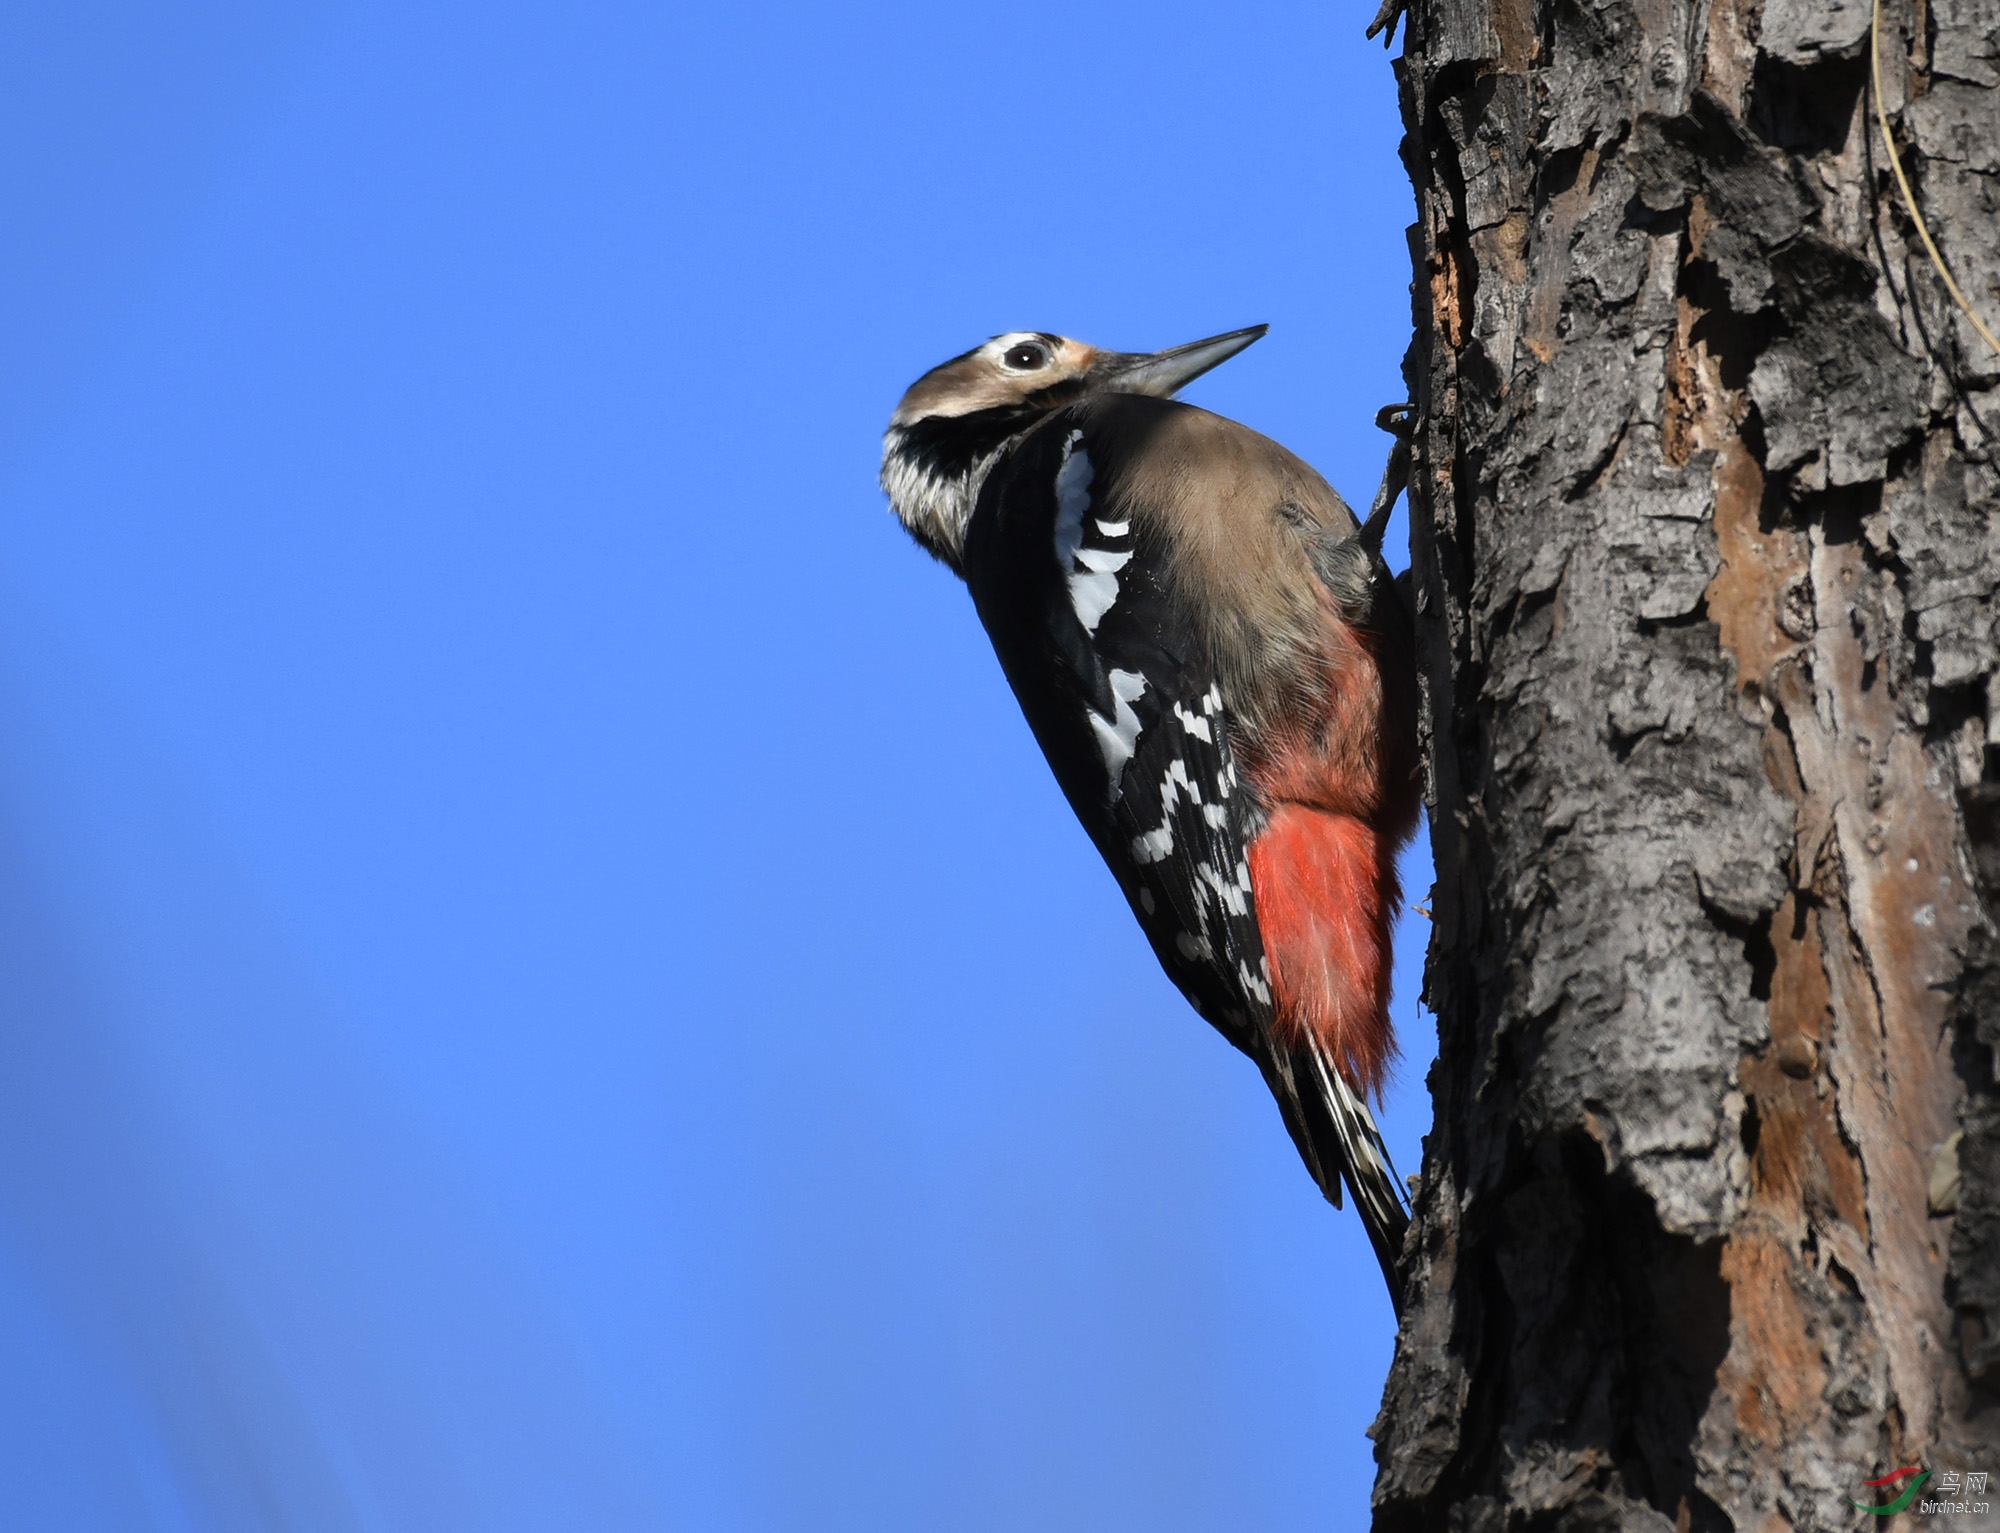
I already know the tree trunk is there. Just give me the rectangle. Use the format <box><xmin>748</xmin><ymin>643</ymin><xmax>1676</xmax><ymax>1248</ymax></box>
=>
<box><xmin>1372</xmin><ymin>0</ymin><xmax>2000</xmax><ymax>1518</ymax></box>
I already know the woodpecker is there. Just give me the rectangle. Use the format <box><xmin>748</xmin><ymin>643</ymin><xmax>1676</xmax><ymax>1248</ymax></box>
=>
<box><xmin>880</xmin><ymin>327</ymin><xmax>1421</xmax><ymax>1305</ymax></box>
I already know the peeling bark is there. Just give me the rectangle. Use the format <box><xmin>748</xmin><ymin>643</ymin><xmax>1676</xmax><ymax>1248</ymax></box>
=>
<box><xmin>1374</xmin><ymin>0</ymin><xmax>2000</xmax><ymax>1516</ymax></box>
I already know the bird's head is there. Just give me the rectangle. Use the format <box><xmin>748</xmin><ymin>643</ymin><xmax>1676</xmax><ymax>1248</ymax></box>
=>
<box><xmin>881</xmin><ymin>325</ymin><xmax>1267</xmax><ymax>572</ymax></box>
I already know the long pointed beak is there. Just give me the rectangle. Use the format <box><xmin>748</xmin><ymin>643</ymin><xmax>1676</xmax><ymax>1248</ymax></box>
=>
<box><xmin>1091</xmin><ymin>324</ymin><xmax>1268</xmax><ymax>398</ymax></box>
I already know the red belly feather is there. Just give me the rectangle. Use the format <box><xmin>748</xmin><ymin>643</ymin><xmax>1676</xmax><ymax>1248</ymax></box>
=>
<box><xmin>1241</xmin><ymin>608</ymin><xmax>1419</xmax><ymax>1098</ymax></box>
<box><xmin>1246</xmin><ymin>806</ymin><xmax>1401</xmax><ymax>1095</ymax></box>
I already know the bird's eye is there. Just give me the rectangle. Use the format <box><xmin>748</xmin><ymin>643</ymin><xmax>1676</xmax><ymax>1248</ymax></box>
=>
<box><xmin>1003</xmin><ymin>342</ymin><xmax>1049</xmax><ymax>370</ymax></box>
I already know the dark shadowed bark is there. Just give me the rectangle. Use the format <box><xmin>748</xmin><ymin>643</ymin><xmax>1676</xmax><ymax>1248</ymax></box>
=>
<box><xmin>1371</xmin><ymin>0</ymin><xmax>2000</xmax><ymax>1518</ymax></box>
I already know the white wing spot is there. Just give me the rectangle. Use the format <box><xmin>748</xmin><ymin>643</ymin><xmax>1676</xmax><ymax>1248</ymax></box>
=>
<box><xmin>1196</xmin><ymin>860</ymin><xmax>1250</xmax><ymax>916</ymax></box>
<box><xmin>1139</xmin><ymin>887</ymin><xmax>1155</xmax><ymax>915</ymax></box>
<box><xmin>1068</xmin><ymin>569</ymin><xmax>1120</xmax><ymax>631</ymax></box>
<box><xmin>1238</xmin><ymin>959</ymin><xmax>1272</xmax><ymax>1006</ymax></box>
<box><xmin>1176</xmin><ymin>931</ymin><xmax>1210</xmax><ymax>961</ymax></box>
<box><xmin>1094</xmin><ymin>518</ymin><xmax>1130</xmax><ymax>536</ymax></box>
<box><xmin>1050</xmin><ymin>434</ymin><xmax>1123</xmax><ymax>635</ymax></box>
<box><xmin>1089</xmin><ymin>668</ymin><xmax>1148</xmax><ymax>792</ymax></box>
<box><xmin>1052</xmin><ymin>431</ymin><xmax>1089</xmax><ymax>567</ymax></box>
<box><xmin>1203</xmin><ymin>804</ymin><xmax>1228</xmax><ymax>828</ymax></box>
<box><xmin>1074</xmin><ymin>546</ymin><xmax>1133</xmax><ymax>574</ymax></box>
<box><xmin>1132</xmin><ymin>826</ymin><xmax>1175</xmax><ymax>864</ymax></box>
<box><xmin>1171</xmin><ymin>701</ymin><xmax>1213</xmax><ymax>743</ymax></box>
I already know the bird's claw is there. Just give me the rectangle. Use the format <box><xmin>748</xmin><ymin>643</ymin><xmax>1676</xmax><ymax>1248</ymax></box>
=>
<box><xmin>1375</xmin><ymin>402</ymin><xmax>1414</xmax><ymax>439</ymax></box>
<box><xmin>1365</xmin><ymin>0</ymin><xmax>1406</xmax><ymax>46</ymax></box>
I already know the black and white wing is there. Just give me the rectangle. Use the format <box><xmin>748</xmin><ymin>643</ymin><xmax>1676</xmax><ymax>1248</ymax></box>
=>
<box><xmin>961</xmin><ymin>411</ymin><xmax>1271</xmax><ymax>1052</ymax></box>
<box><xmin>960</xmin><ymin>406</ymin><xmax>1410</xmax><ymax>1297</ymax></box>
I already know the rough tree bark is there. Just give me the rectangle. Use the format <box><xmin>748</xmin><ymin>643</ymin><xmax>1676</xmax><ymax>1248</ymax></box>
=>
<box><xmin>1370</xmin><ymin>0</ymin><xmax>2000</xmax><ymax>1519</ymax></box>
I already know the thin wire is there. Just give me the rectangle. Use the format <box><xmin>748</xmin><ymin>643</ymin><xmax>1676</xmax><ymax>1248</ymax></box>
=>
<box><xmin>1872</xmin><ymin>0</ymin><xmax>2000</xmax><ymax>361</ymax></box>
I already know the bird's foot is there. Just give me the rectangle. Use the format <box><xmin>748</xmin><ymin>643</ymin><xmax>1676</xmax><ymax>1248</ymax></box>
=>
<box><xmin>1365</xmin><ymin>0</ymin><xmax>1406</xmax><ymax>46</ymax></box>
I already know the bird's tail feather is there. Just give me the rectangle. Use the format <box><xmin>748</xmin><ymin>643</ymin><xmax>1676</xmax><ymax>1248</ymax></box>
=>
<box><xmin>1262</xmin><ymin>1036</ymin><xmax>1411</xmax><ymax>1311</ymax></box>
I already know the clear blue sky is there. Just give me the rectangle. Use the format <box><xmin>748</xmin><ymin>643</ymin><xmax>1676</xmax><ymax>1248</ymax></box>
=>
<box><xmin>0</xmin><ymin>2</ymin><xmax>1426</xmax><ymax>1527</ymax></box>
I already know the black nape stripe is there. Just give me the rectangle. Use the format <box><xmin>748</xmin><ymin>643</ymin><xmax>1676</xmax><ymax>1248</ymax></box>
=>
<box><xmin>892</xmin><ymin>406</ymin><xmax>1034</xmax><ymax>484</ymax></box>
